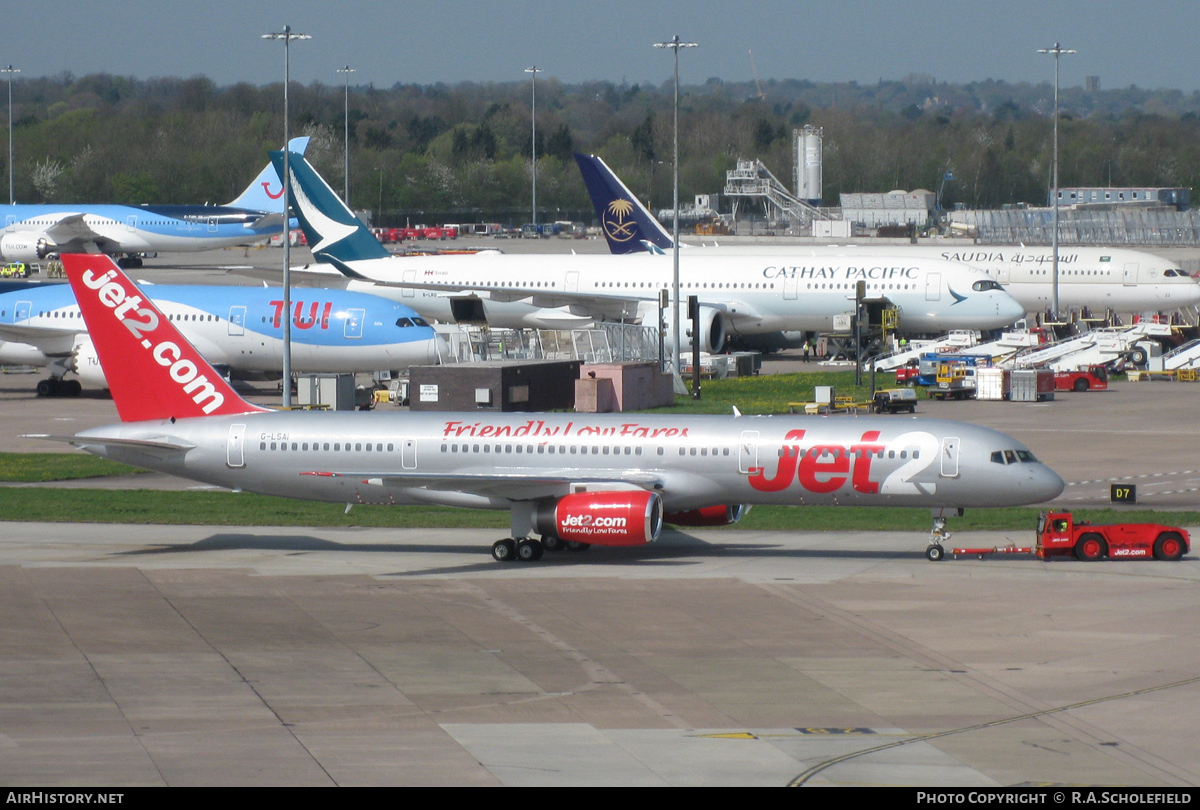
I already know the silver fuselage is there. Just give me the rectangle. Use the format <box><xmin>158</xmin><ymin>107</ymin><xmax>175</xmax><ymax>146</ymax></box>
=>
<box><xmin>75</xmin><ymin>410</ymin><xmax>1064</xmax><ymax>513</ymax></box>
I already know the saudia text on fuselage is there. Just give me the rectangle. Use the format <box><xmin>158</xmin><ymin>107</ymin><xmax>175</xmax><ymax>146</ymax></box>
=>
<box><xmin>939</xmin><ymin>251</ymin><xmax>1079</xmax><ymax>266</ymax></box>
<box><xmin>762</xmin><ymin>265</ymin><xmax>919</xmax><ymax>281</ymax></box>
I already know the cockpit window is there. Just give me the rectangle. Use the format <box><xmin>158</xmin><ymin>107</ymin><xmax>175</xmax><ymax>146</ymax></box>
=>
<box><xmin>992</xmin><ymin>449</ymin><xmax>1040</xmax><ymax>464</ymax></box>
<box><xmin>396</xmin><ymin>317</ymin><xmax>414</xmax><ymax>327</ymax></box>
<box><xmin>972</xmin><ymin>280</ymin><xmax>1004</xmax><ymax>292</ymax></box>
<box><xmin>1164</xmin><ymin>269</ymin><xmax>1183</xmax><ymax>277</ymax></box>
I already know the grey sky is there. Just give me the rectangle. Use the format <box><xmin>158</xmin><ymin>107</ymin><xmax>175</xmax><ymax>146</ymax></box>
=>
<box><xmin>7</xmin><ymin>1</ymin><xmax>1198</xmax><ymax>92</ymax></box>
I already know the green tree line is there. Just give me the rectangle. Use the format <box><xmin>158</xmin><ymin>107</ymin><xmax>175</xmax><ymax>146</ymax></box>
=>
<box><xmin>6</xmin><ymin>71</ymin><xmax>1200</xmax><ymax>225</ymax></box>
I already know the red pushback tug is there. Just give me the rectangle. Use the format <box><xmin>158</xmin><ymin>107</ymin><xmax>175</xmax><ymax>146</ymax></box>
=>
<box><xmin>951</xmin><ymin>511</ymin><xmax>1190</xmax><ymax>561</ymax></box>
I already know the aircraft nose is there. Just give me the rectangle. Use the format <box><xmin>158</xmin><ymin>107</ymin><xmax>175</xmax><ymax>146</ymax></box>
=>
<box><xmin>1027</xmin><ymin>464</ymin><xmax>1066</xmax><ymax>503</ymax></box>
<box><xmin>1178</xmin><ymin>280</ymin><xmax>1200</xmax><ymax>307</ymax></box>
<box><xmin>997</xmin><ymin>292</ymin><xmax>1026</xmax><ymax>324</ymax></box>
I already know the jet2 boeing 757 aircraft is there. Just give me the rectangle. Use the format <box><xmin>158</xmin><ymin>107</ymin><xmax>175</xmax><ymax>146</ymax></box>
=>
<box><xmin>0</xmin><ymin>137</ymin><xmax>311</xmax><ymax>267</ymax></box>
<box><xmin>274</xmin><ymin>150</ymin><xmax>1025</xmax><ymax>346</ymax></box>
<box><xmin>35</xmin><ymin>254</ymin><xmax>1065</xmax><ymax>563</ymax></box>
<box><xmin>0</xmin><ymin>257</ymin><xmax>444</xmax><ymax>395</ymax></box>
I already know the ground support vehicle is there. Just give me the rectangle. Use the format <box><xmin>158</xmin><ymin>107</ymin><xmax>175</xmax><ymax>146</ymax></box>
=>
<box><xmin>947</xmin><ymin>511</ymin><xmax>1190</xmax><ymax>561</ymax></box>
<box><xmin>1054</xmin><ymin>364</ymin><xmax>1109</xmax><ymax>392</ymax></box>
<box><xmin>895</xmin><ymin>360</ymin><xmax>920</xmax><ymax>386</ymax></box>
<box><xmin>1037</xmin><ymin>511</ymin><xmax>1188</xmax><ymax>560</ymax></box>
<box><xmin>929</xmin><ymin>359</ymin><xmax>978</xmax><ymax>400</ymax></box>
<box><xmin>871</xmin><ymin>388</ymin><xmax>917</xmax><ymax>413</ymax></box>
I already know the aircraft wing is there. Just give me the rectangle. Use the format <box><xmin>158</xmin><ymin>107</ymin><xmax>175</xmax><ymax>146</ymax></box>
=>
<box><xmin>41</xmin><ymin>214</ymin><xmax>113</xmax><ymax>249</ymax></box>
<box><xmin>323</xmin><ymin>262</ymin><xmax>652</xmax><ymax>321</ymax></box>
<box><xmin>0</xmin><ymin>324</ymin><xmax>78</xmax><ymax>357</ymax></box>
<box><xmin>304</xmin><ymin>468</ymin><xmax>663</xmax><ymax>501</ymax></box>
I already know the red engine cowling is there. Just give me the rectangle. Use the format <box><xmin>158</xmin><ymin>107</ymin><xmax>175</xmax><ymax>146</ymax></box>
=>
<box><xmin>664</xmin><ymin>504</ymin><xmax>747</xmax><ymax>527</ymax></box>
<box><xmin>536</xmin><ymin>490</ymin><xmax>663</xmax><ymax>547</ymax></box>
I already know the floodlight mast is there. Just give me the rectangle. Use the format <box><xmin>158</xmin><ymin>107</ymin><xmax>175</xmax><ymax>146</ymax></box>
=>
<box><xmin>654</xmin><ymin>36</ymin><xmax>697</xmax><ymax>394</ymax></box>
<box><xmin>525</xmin><ymin>66</ymin><xmax>542</xmax><ymax>227</ymax></box>
<box><xmin>1038</xmin><ymin>42</ymin><xmax>1076</xmax><ymax>321</ymax></box>
<box><xmin>1</xmin><ymin>65</ymin><xmax>19</xmax><ymax>205</ymax></box>
<box><xmin>337</xmin><ymin>65</ymin><xmax>356</xmax><ymax>204</ymax></box>
<box><xmin>262</xmin><ymin>25</ymin><xmax>311</xmax><ymax>408</ymax></box>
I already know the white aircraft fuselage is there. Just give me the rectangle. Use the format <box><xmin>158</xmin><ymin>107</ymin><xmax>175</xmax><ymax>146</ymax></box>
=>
<box><xmin>674</xmin><ymin>244</ymin><xmax>1200</xmax><ymax>315</ymax></box>
<box><xmin>332</xmin><ymin>250</ymin><xmax>1026</xmax><ymax>338</ymax></box>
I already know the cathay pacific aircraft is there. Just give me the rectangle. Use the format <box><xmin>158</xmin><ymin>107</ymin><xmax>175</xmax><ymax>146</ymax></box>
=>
<box><xmin>275</xmin><ymin>151</ymin><xmax>1025</xmax><ymax>349</ymax></box>
<box><xmin>0</xmin><ymin>137</ymin><xmax>311</xmax><ymax>268</ymax></box>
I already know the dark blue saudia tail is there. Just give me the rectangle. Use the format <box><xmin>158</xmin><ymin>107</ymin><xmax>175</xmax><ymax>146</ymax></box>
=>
<box><xmin>574</xmin><ymin>153</ymin><xmax>675</xmax><ymax>255</ymax></box>
<box><xmin>269</xmin><ymin>150</ymin><xmax>390</xmax><ymax>273</ymax></box>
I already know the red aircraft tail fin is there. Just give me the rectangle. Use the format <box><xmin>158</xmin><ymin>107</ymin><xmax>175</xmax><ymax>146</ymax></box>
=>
<box><xmin>62</xmin><ymin>254</ymin><xmax>269</xmax><ymax>422</ymax></box>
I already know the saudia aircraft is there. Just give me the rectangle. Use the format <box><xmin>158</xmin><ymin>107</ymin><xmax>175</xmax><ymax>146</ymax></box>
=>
<box><xmin>33</xmin><ymin>254</ymin><xmax>1065</xmax><ymax>564</ymax></box>
<box><xmin>575</xmin><ymin>152</ymin><xmax>1200</xmax><ymax>316</ymax></box>
<box><xmin>0</xmin><ymin>264</ymin><xmax>444</xmax><ymax>396</ymax></box>
<box><xmin>274</xmin><ymin>151</ymin><xmax>1025</xmax><ymax>350</ymax></box>
<box><xmin>0</xmin><ymin>137</ymin><xmax>312</xmax><ymax>268</ymax></box>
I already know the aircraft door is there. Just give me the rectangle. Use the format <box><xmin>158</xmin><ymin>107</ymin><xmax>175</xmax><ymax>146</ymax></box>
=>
<box><xmin>401</xmin><ymin>268</ymin><xmax>416</xmax><ymax>298</ymax></box>
<box><xmin>227</xmin><ymin>423</ymin><xmax>247</xmax><ymax>468</ymax></box>
<box><xmin>4</xmin><ymin>215</ymin><xmax>15</xmax><ymax>227</ymax></box>
<box><xmin>783</xmin><ymin>272</ymin><xmax>798</xmax><ymax>300</ymax></box>
<box><xmin>14</xmin><ymin>300</ymin><xmax>31</xmax><ymax>322</ymax></box>
<box><xmin>738</xmin><ymin>430</ymin><xmax>759</xmax><ymax>474</ymax></box>
<box><xmin>939</xmin><ymin>436</ymin><xmax>960</xmax><ymax>478</ymax></box>
<box><xmin>1123</xmin><ymin>263</ymin><xmax>1138</xmax><ymax>286</ymax></box>
<box><xmin>208</xmin><ymin>217</ymin><xmax>218</xmax><ymax>233</ymax></box>
<box><xmin>925</xmin><ymin>272</ymin><xmax>942</xmax><ymax>301</ymax></box>
<box><xmin>402</xmin><ymin>438</ymin><xmax>417</xmax><ymax>469</ymax></box>
<box><xmin>565</xmin><ymin>271</ymin><xmax>579</xmax><ymax>292</ymax></box>
<box><xmin>344</xmin><ymin>308</ymin><xmax>365</xmax><ymax>339</ymax></box>
<box><xmin>126</xmin><ymin>215</ymin><xmax>138</xmax><ymax>232</ymax></box>
<box><xmin>227</xmin><ymin>305</ymin><xmax>246</xmax><ymax>336</ymax></box>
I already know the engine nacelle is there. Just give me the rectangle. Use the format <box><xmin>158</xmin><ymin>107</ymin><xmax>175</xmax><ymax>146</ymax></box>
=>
<box><xmin>660</xmin><ymin>304</ymin><xmax>727</xmax><ymax>353</ymax></box>
<box><xmin>663</xmin><ymin>504</ymin><xmax>748</xmax><ymax>527</ymax></box>
<box><xmin>0</xmin><ymin>234</ymin><xmax>55</xmax><ymax>263</ymax></box>
<box><xmin>70</xmin><ymin>335</ymin><xmax>108</xmax><ymax>389</ymax></box>
<box><xmin>535</xmin><ymin>490</ymin><xmax>663</xmax><ymax>547</ymax></box>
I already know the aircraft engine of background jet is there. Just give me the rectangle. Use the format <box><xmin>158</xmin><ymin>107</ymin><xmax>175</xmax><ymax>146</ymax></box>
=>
<box><xmin>659</xmin><ymin>303</ymin><xmax>728</xmax><ymax>353</ymax></box>
<box><xmin>0</xmin><ymin>234</ymin><xmax>54</xmax><ymax>263</ymax></box>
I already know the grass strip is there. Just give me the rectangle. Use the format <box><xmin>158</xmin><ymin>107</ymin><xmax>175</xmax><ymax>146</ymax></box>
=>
<box><xmin>0</xmin><ymin>452</ymin><xmax>145</xmax><ymax>482</ymax></box>
<box><xmin>1</xmin><ymin>488</ymin><xmax>1195</xmax><ymax>533</ymax></box>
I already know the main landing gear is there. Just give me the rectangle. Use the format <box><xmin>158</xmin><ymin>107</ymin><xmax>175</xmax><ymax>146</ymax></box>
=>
<box><xmin>36</xmin><ymin>377</ymin><xmax>82</xmax><ymax>397</ymax></box>
<box><xmin>491</xmin><ymin>536</ymin><xmax>591</xmax><ymax>563</ymax></box>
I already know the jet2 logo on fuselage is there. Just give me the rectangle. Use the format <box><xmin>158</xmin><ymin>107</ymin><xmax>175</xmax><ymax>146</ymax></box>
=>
<box><xmin>603</xmin><ymin>199</ymin><xmax>638</xmax><ymax>242</ymax></box>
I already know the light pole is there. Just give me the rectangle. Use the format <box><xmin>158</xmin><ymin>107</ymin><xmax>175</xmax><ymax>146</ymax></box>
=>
<box><xmin>263</xmin><ymin>25</ymin><xmax>310</xmax><ymax>408</ymax></box>
<box><xmin>524</xmin><ymin>66</ymin><xmax>541</xmax><ymax>227</ymax></box>
<box><xmin>654</xmin><ymin>35</ymin><xmax>696</xmax><ymax>393</ymax></box>
<box><xmin>1</xmin><ymin>65</ymin><xmax>19</xmax><ymax>205</ymax></box>
<box><xmin>1038</xmin><ymin>42</ymin><xmax>1075</xmax><ymax>320</ymax></box>
<box><xmin>337</xmin><ymin>65</ymin><xmax>355</xmax><ymax>203</ymax></box>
